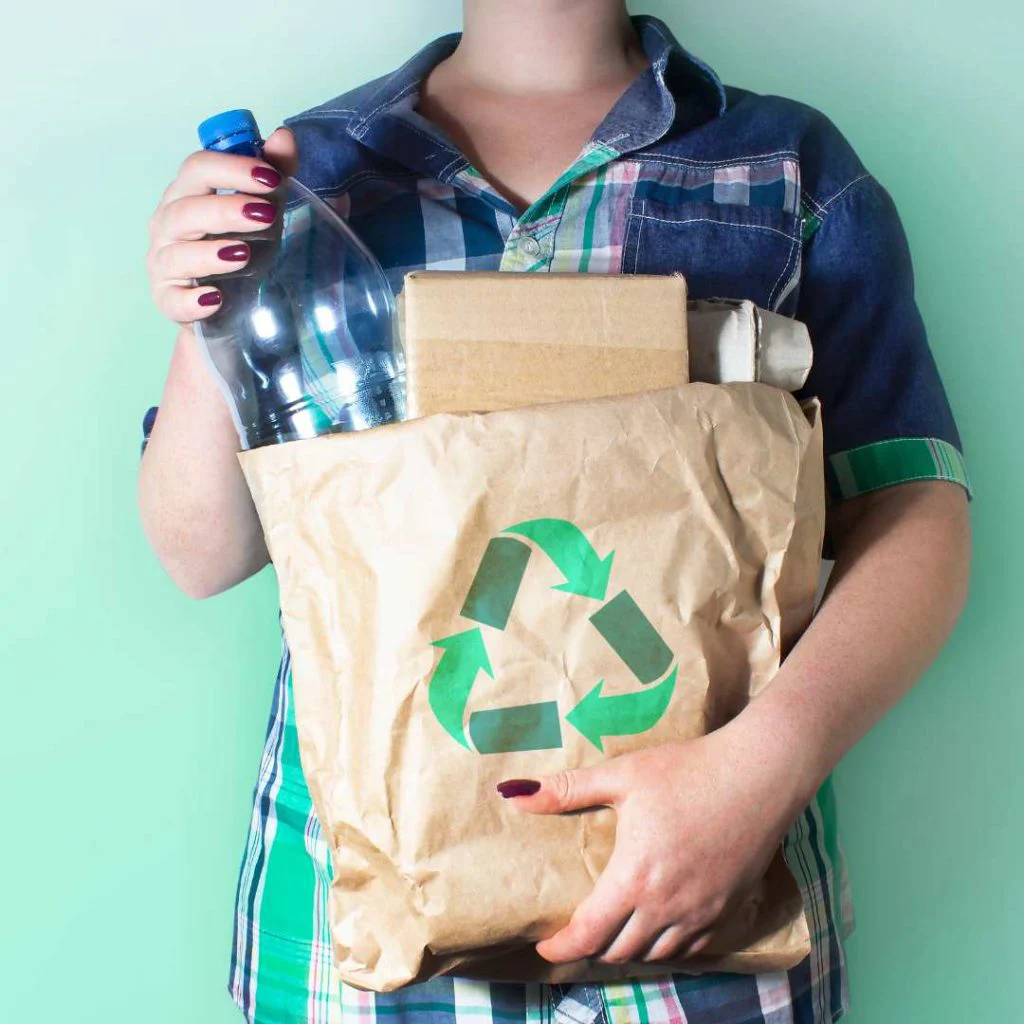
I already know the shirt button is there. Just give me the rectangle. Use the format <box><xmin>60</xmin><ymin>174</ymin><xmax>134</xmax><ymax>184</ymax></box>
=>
<box><xmin>518</xmin><ymin>235</ymin><xmax>542</xmax><ymax>257</ymax></box>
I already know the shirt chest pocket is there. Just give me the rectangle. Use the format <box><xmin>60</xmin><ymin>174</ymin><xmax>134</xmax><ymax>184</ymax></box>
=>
<box><xmin>622</xmin><ymin>198</ymin><xmax>804</xmax><ymax>312</ymax></box>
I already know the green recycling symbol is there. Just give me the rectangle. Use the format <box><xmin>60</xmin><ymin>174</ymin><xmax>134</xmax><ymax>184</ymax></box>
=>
<box><xmin>428</xmin><ymin>518</ymin><xmax>677</xmax><ymax>754</ymax></box>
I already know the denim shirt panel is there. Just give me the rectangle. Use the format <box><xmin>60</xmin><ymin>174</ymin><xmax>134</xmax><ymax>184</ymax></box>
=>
<box><xmin>275</xmin><ymin>18</ymin><xmax>966</xmax><ymax>479</ymax></box>
<box><xmin>609</xmin><ymin>90</ymin><xmax>849</xmax><ymax>314</ymax></box>
<box><xmin>283</xmin><ymin>89</ymin><xmax>855</xmax><ymax>291</ymax></box>
<box><xmin>793</xmin><ymin>173</ymin><xmax>964</xmax><ymax>457</ymax></box>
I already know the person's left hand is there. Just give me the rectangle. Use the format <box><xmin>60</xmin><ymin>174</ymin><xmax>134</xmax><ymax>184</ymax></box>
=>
<box><xmin>497</xmin><ymin>716</ymin><xmax>810</xmax><ymax>964</ymax></box>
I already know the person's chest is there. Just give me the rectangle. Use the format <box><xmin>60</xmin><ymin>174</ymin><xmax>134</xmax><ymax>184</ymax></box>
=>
<box><xmin>319</xmin><ymin>98</ymin><xmax>810</xmax><ymax>316</ymax></box>
<box><xmin>413</xmin><ymin>83</ymin><xmax>639</xmax><ymax>215</ymax></box>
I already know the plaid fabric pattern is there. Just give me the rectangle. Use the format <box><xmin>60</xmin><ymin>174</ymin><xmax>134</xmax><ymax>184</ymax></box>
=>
<box><xmin>631</xmin><ymin>154</ymin><xmax>801</xmax><ymax>215</ymax></box>
<box><xmin>229</xmin><ymin>642</ymin><xmax>850</xmax><ymax>1024</ymax></box>
<box><xmin>139</xmin><ymin>14</ymin><xmax>973</xmax><ymax>1023</ymax></box>
<box><xmin>827</xmin><ymin>437</ymin><xmax>971</xmax><ymax>501</ymax></box>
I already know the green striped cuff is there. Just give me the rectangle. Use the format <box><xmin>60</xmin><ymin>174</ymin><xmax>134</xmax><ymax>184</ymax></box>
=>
<box><xmin>827</xmin><ymin>437</ymin><xmax>973</xmax><ymax>502</ymax></box>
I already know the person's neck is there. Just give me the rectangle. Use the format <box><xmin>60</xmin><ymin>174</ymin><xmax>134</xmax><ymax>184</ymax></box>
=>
<box><xmin>450</xmin><ymin>0</ymin><xmax>645</xmax><ymax>95</ymax></box>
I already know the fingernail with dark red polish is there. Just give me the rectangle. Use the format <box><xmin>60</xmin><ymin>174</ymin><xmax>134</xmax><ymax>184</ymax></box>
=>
<box><xmin>251</xmin><ymin>165</ymin><xmax>282</xmax><ymax>188</ymax></box>
<box><xmin>217</xmin><ymin>243</ymin><xmax>249</xmax><ymax>262</ymax></box>
<box><xmin>497</xmin><ymin>779</ymin><xmax>540</xmax><ymax>798</ymax></box>
<box><xmin>242</xmin><ymin>201</ymin><xmax>276</xmax><ymax>223</ymax></box>
<box><xmin>198</xmin><ymin>290</ymin><xmax>222</xmax><ymax>307</ymax></box>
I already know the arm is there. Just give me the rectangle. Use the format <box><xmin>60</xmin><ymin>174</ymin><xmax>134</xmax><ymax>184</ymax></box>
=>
<box><xmin>501</xmin><ymin>125</ymin><xmax>973</xmax><ymax>964</ymax></box>
<box><xmin>137</xmin><ymin>325</ymin><xmax>269</xmax><ymax>599</ymax></box>
<box><xmin>138</xmin><ymin>128</ymin><xmax>299</xmax><ymax>599</ymax></box>
<box><xmin>501</xmin><ymin>480</ymin><xmax>971</xmax><ymax>964</ymax></box>
<box><xmin>733</xmin><ymin>478</ymin><xmax>971</xmax><ymax>812</ymax></box>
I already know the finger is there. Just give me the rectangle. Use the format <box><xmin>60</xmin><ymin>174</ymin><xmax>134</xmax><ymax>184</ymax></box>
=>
<box><xmin>595</xmin><ymin>909</ymin><xmax>658</xmax><ymax>965</ymax></box>
<box><xmin>674</xmin><ymin>929</ymin><xmax>714</xmax><ymax>960</ymax></box>
<box><xmin>160</xmin><ymin>148</ymin><xmax>284</xmax><ymax>206</ymax></box>
<box><xmin>155</xmin><ymin>191</ymin><xmax>279</xmax><ymax>246</ymax></box>
<box><xmin>498</xmin><ymin>762</ymin><xmax>621</xmax><ymax>815</ymax></box>
<box><xmin>261</xmin><ymin>126</ymin><xmax>299</xmax><ymax>178</ymax></box>
<box><xmin>149</xmin><ymin>237</ymin><xmax>252</xmax><ymax>284</ymax></box>
<box><xmin>641</xmin><ymin>924</ymin><xmax>693</xmax><ymax>963</ymax></box>
<box><xmin>535</xmin><ymin>858</ymin><xmax>634</xmax><ymax>963</ymax></box>
<box><xmin>154</xmin><ymin>281</ymin><xmax>225</xmax><ymax>325</ymax></box>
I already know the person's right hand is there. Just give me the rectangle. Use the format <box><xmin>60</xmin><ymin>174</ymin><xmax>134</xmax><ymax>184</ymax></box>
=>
<box><xmin>145</xmin><ymin>127</ymin><xmax>298</xmax><ymax>326</ymax></box>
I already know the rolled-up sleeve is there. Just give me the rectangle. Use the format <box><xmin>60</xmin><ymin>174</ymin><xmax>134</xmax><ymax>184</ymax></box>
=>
<box><xmin>794</xmin><ymin>171</ymin><xmax>971</xmax><ymax>502</ymax></box>
<box><xmin>140</xmin><ymin>405</ymin><xmax>158</xmax><ymax>456</ymax></box>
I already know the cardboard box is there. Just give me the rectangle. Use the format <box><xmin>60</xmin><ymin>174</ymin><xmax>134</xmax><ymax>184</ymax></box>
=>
<box><xmin>402</xmin><ymin>271</ymin><xmax>689</xmax><ymax>417</ymax></box>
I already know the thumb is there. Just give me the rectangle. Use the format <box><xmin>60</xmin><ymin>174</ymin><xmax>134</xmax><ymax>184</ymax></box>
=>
<box><xmin>261</xmin><ymin>126</ymin><xmax>299</xmax><ymax>179</ymax></box>
<box><xmin>496</xmin><ymin>764</ymin><xmax>620</xmax><ymax>814</ymax></box>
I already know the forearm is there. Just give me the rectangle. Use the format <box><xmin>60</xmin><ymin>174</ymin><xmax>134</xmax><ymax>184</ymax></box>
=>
<box><xmin>138</xmin><ymin>325</ymin><xmax>269</xmax><ymax>598</ymax></box>
<box><xmin>729</xmin><ymin>480</ymin><xmax>971</xmax><ymax>815</ymax></box>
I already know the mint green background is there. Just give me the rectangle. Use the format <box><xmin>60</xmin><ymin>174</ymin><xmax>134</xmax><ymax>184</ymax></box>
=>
<box><xmin>1</xmin><ymin>1</ymin><xmax>1019</xmax><ymax>1020</ymax></box>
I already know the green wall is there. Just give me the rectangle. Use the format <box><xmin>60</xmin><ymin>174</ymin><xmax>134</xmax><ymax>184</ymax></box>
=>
<box><xmin>2</xmin><ymin>1</ymin><xmax>1018</xmax><ymax>1020</ymax></box>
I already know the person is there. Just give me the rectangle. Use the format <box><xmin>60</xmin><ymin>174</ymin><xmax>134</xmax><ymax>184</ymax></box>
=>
<box><xmin>138</xmin><ymin>2</ymin><xmax>972</xmax><ymax>1022</ymax></box>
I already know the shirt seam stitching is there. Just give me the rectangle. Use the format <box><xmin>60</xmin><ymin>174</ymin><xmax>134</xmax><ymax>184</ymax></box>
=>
<box><xmin>630</xmin><ymin>213</ymin><xmax>801</xmax><ymax>243</ymax></box>
<box><xmin>386</xmin><ymin>113</ymin><xmax>461</xmax><ymax>157</ymax></box>
<box><xmin>437</xmin><ymin>151</ymin><xmax>470</xmax><ymax>180</ymax></box>
<box><xmin>832</xmin><ymin>470</ymin><xmax>973</xmax><ymax>499</ymax></box>
<box><xmin>297</xmin><ymin>168</ymin><xmax>425</xmax><ymax>202</ymax></box>
<box><xmin>351</xmin><ymin>79</ymin><xmax>428</xmax><ymax>138</ymax></box>
<box><xmin>832</xmin><ymin>435</ymin><xmax>964</xmax><ymax>456</ymax></box>
<box><xmin>283</xmin><ymin>110</ymin><xmax>359</xmax><ymax>126</ymax></box>
<box><xmin>344</xmin><ymin>37</ymin><xmax>460</xmax><ymax>134</ymax></box>
<box><xmin>802</xmin><ymin>173</ymin><xmax>873</xmax><ymax>224</ymax></box>
<box><xmin>767</xmin><ymin>230</ymin><xmax>801</xmax><ymax>310</ymax></box>
<box><xmin>626</xmin><ymin>150</ymin><xmax>800</xmax><ymax>169</ymax></box>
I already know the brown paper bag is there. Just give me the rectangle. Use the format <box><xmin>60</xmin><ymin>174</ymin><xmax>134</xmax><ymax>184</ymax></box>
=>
<box><xmin>239</xmin><ymin>382</ymin><xmax>824</xmax><ymax>992</ymax></box>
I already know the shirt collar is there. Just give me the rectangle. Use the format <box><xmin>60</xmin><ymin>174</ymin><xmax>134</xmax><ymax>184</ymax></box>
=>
<box><xmin>590</xmin><ymin>15</ymin><xmax>728</xmax><ymax>152</ymax></box>
<box><xmin>338</xmin><ymin>14</ymin><xmax>727</xmax><ymax>157</ymax></box>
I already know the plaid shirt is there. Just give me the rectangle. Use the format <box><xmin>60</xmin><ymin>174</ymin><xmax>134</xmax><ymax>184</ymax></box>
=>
<box><xmin>144</xmin><ymin>14</ymin><xmax>970</xmax><ymax>1024</ymax></box>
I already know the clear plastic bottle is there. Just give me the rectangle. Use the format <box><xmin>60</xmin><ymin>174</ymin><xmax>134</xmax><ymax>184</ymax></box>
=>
<box><xmin>194</xmin><ymin>108</ymin><xmax>405</xmax><ymax>448</ymax></box>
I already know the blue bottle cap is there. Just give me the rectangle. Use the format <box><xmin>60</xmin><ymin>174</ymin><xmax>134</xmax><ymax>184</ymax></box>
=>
<box><xmin>197</xmin><ymin>108</ymin><xmax>261</xmax><ymax>152</ymax></box>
